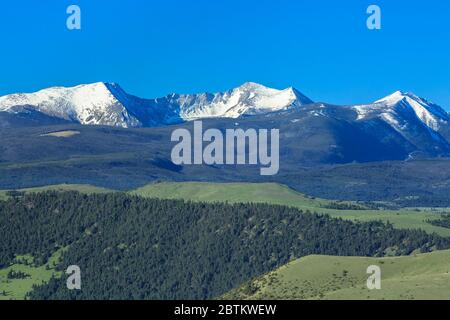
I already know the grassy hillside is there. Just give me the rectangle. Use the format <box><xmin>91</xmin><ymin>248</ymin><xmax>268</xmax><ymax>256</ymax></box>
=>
<box><xmin>0</xmin><ymin>184</ymin><xmax>113</xmax><ymax>200</ymax></box>
<box><xmin>2</xmin><ymin>181</ymin><xmax>449</xmax><ymax>236</ymax></box>
<box><xmin>0</xmin><ymin>248</ymin><xmax>65</xmax><ymax>300</ymax></box>
<box><xmin>132</xmin><ymin>182</ymin><xmax>329</xmax><ymax>208</ymax></box>
<box><xmin>4</xmin><ymin>192</ymin><xmax>447</xmax><ymax>300</ymax></box>
<box><xmin>0</xmin><ymin>192</ymin><xmax>7</xmax><ymax>201</ymax></box>
<box><xmin>1</xmin><ymin>184</ymin><xmax>449</xmax><ymax>300</ymax></box>
<box><xmin>132</xmin><ymin>182</ymin><xmax>450</xmax><ymax>236</ymax></box>
<box><xmin>18</xmin><ymin>184</ymin><xmax>113</xmax><ymax>194</ymax></box>
<box><xmin>0</xmin><ymin>182</ymin><xmax>450</xmax><ymax>237</ymax></box>
<box><xmin>222</xmin><ymin>250</ymin><xmax>450</xmax><ymax>300</ymax></box>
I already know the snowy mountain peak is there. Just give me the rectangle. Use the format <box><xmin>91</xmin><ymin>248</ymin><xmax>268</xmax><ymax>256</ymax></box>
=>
<box><xmin>0</xmin><ymin>82</ymin><xmax>140</xmax><ymax>127</ymax></box>
<box><xmin>0</xmin><ymin>82</ymin><xmax>313</xmax><ymax>127</ymax></box>
<box><xmin>150</xmin><ymin>82</ymin><xmax>314</xmax><ymax>121</ymax></box>
<box><xmin>375</xmin><ymin>90</ymin><xmax>429</xmax><ymax>106</ymax></box>
<box><xmin>354</xmin><ymin>90</ymin><xmax>449</xmax><ymax>139</ymax></box>
<box><xmin>236</xmin><ymin>82</ymin><xmax>269</xmax><ymax>91</ymax></box>
<box><xmin>379</xmin><ymin>91</ymin><xmax>448</xmax><ymax>124</ymax></box>
<box><xmin>235</xmin><ymin>82</ymin><xmax>311</xmax><ymax>100</ymax></box>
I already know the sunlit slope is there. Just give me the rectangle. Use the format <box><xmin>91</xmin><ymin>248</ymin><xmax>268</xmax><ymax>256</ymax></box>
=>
<box><xmin>0</xmin><ymin>184</ymin><xmax>113</xmax><ymax>199</ymax></box>
<box><xmin>132</xmin><ymin>182</ymin><xmax>450</xmax><ymax>236</ymax></box>
<box><xmin>19</xmin><ymin>184</ymin><xmax>113</xmax><ymax>194</ymax></box>
<box><xmin>0</xmin><ymin>249</ymin><xmax>65</xmax><ymax>300</ymax></box>
<box><xmin>133</xmin><ymin>182</ymin><xmax>328</xmax><ymax>208</ymax></box>
<box><xmin>222</xmin><ymin>250</ymin><xmax>450</xmax><ymax>300</ymax></box>
<box><xmin>1</xmin><ymin>181</ymin><xmax>449</xmax><ymax>236</ymax></box>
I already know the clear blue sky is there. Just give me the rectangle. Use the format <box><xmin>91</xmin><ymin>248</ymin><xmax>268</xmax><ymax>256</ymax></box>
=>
<box><xmin>0</xmin><ymin>0</ymin><xmax>449</xmax><ymax>109</ymax></box>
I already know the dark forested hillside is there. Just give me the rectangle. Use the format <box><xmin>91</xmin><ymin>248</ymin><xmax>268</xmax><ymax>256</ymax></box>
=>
<box><xmin>0</xmin><ymin>192</ymin><xmax>448</xmax><ymax>300</ymax></box>
<box><xmin>1</xmin><ymin>123</ymin><xmax>450</xmax><ymax>206</ymax></box>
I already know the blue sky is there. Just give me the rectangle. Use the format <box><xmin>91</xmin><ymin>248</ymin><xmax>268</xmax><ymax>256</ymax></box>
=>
<box><xmin>0</xmin><ymin>0</ymin><xmax>449</xmax><ymax>109</ymax></box>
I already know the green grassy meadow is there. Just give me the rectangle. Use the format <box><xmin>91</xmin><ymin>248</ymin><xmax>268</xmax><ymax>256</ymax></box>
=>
<box><xmin>0</xmin><ymin>184</ymin><xmax>113</xmax><ymax>199</ymax></box>
<box><xmin>222</xmin><ymin>249</ymin><xmax>450</xmax><ymax>300</ymax></box>
<box><xmin>0</xmin><ymin>248</ymin><xmax>66</xmax><ymax>300</ymax></box>
<box><xmin>20</xmin><ymin>183</ymin><xmax>113</xmax><ymax>194</ymax></box>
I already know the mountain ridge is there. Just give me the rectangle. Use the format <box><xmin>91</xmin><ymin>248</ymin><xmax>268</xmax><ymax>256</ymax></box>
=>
<box><xmin>0</xmin><ymin>82</ymin><xmax>314</xmax><ymax>128</ymax></box>
<box><xmin>0</xmin><ymin>82</ymin><xmax>449</xmax><ymax>160</ymax></box>
<box><xmin>0</xmin><ymin>82</ymin><xmax>448</xmax><ymax>131</ymax></box>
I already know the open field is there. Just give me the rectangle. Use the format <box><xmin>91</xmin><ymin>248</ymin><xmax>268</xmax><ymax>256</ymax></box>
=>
<box><xmin>132</xmin><ymin>182</ymin><xmax>450</xmax><ymax>237</ymax></box>
<box><xmin>0</xmin><ymin>249</ymin><xmax>65</xmax><ymax>300</ymax></box>
<box><xmin>222</xmin><ymin>249</ymin><xmax>450</xmax><ymax>300</ymax></box>
<box><xmin>132</xmin><ymin>182</ymin><xmax>330</xmax><ymax>208</ymax></box>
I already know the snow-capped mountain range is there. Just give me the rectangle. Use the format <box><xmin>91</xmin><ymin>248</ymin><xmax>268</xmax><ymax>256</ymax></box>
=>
<box><xmin>0</xmin><ymin>82</ymin><xmax>313</xmax><ymax>128</ymax></box>
<box><xmin>0</xmin><ymin>82</ymin><xmax>448</xmax><ymax>151</ymax></box>
<box><xmin>1</xmin><ymin>81</ymin><xmax>449</xmax><ymax>168</ymax></box>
